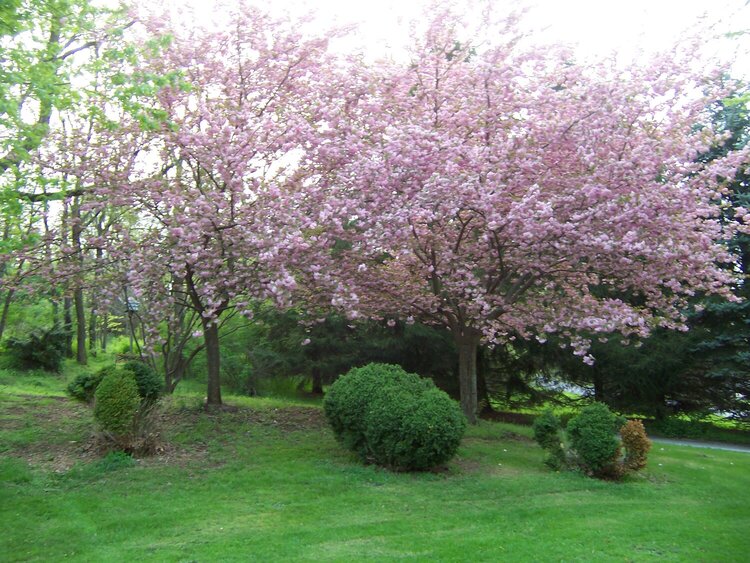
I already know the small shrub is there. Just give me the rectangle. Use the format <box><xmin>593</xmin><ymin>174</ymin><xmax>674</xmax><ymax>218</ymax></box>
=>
<box><xmin>364</xmin><ymin>383</ymin><xmax>466</xmax><ymax>471</ymax></box>
<box><xmin>122</xmin><ymin>360</ymin><xmax>162</xmax><ymax>403</ymax></box>
<box><xmin>621</xmin><ymin>419</ymin><xmax>652</xmax><ymax>471</ymax></box>
<box><xmin>324</xmin><ymin>363</ymin><xmax>465</xmax><ymax>470</ymax></box>
<box><xmin>6</xmin><ymin>326</ymin><xmax>68</xmax><ymax>372</ymax></box>
<box><xmin>533</xmin><ymin>410</ymin><xmax>565</xmax><ymax>470</ymax></box>
<box><xmin>67</xmin><ymin>368</ymin><xmax>109</xmax><ymax>403</ymax></box>
<box><xmin>94</xmin><ymin>368</ymin><xmax>140</xmax><ymax>440</ymax></box>
<box><xmin>324</xmin><ymin>363</ymin><xmax>427</xmax><ymax>459</ymax></box>
<box><xmin>567</xmin><ymin>403</ymin><xmax>621</xmax><ymax>478</ymax></box>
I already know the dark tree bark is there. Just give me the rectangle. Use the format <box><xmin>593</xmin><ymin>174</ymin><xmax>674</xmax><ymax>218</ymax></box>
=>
<box><xmin>0</xmin><ymin>289</ymin><xmax>14</xmax><ymax>341</ymax></box>
<box><xmin>74</xmin><ymin>288</ymin><xmax>87</xmax><ymax>365</ymax></box>
<box><xmin>100</xmin><ymin>312</ymin><xmax>108</xmax><ymax>351</ymax></box>
<box><xmin>88</xmin><ymin>305</ymin><xmax>97</xmax><ymax>354</ymax></box>
<box><xmin>203</xmin><ymin>319</ymin><xmax>222</xmax><ymax>407</ymax></box>
<box><xmin>63</xmin><ymin>296</ymin><xmax>73</xmax><ymax>358</ymax></box>
<box><xmin>455</xmin><ymin>329</ymin><xmax>481</xmax><ymax>424</ymax></box>
<box><xmin>311</xmin><ymin>365</ymin><xmax>324</xmax><ymax>395</ymax></box>
<box><xmin>71</xmin><ymin>200</ymin><xmax>86</xmax><ymax>365</ymax></box>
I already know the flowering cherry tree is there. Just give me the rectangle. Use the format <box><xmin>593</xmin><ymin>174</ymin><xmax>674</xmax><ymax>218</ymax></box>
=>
<box><xmin>305</xmin><ymin>13</ymin><xmax>747</xmax><ymax>422</ymax></box>
<box><xmin>101</xmin><ymin>5</ymin><xmax>334</xmax><ymax>406</ymax></box>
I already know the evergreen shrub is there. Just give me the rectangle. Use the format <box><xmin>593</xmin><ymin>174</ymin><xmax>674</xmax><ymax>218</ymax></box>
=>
<box><xmin>122</xmin><ymin>360</ymin><xmax>162</xmax><ymax>403</ymax></box>
<box><xmin>532</xmin><ymin>410</ymin><xmax>565</xmax><ymax>470</ymax></box>
<box><xmin>6</xmin><ymin>326</ymin><xmax>68</xmax><ymax>372</ymax></box>
<box><xmin>93</xmin><ymin>368</ymin><xmax>140</xmax><ymax>438</ymax></box>
<box><xmin>567</xmin><ymin>402</ymin><xmax>622</xmax><ymax>477</ymax></box>
<box><xmin>67</xmin><ymin>366</ymin><xmax>116</xmax><ymax>403</ymax></box>
<box><xmin>324</xmin><ymin>363</ymin><xmax>466</xmax><ymax>470</ymax></box>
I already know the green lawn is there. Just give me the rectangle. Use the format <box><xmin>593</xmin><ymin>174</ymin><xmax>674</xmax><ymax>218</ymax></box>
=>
<box><xmin>2</xmin><ymin>369</ymin><xmax>749</xmax><ymax>561</ymax></box>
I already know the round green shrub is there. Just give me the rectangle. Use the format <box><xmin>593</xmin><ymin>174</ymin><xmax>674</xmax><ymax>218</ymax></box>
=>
<box><xmin>364</xmin><ymin>384</ymin><xmax>466</xmax><ymax>470</ymax></box>
<box><xmin>122</xmin><ymin>360</ymin><xmax>162</xmax><ymax>403</ymax></box>
<box><xmin>323</xmin><ymin>363</ymin><xmax>428</xmax><ymax>459</ymax></box>
<box><xmin>533</xmin><ymin>410</ymin><xmax>565</xmax><ymax>470</ymax></box>
<box><xmin>567</xmin><ymin>402</ymin><xmax>621</xmax><ymax>476</ymax></box>
<box><xmin>533</xmin><ymin>410</ymin><xmax>562</xmax><ymax>450</ymax></box>
<box><xmin>66</xmin><ymin>366</ymin><xmax>125</xmax><ymax>403</ymax></box>
<box><xmin>94</xmin><ymin>368</ymin><xmax>140</xmax><ymax>437</ymax></box>
<box><xmin>324</xmin><ymin>363</ymin><xmax>465</xmax><ymax>470</ymax></box>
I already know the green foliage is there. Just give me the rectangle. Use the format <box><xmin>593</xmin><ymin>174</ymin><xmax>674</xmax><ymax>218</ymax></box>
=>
<box><xmin>215</xmin><ymin>306</ymin><xmax>459</xmax><ymax>399</ymax></box>
<box><xmin>532</xmin><ymin>410</ymin><xmax>565</xmax><ymax>470</ymax></box>
<box><xmin>122</xmin><ymin>360</ymin><xmax>162</xmax><ymax>403</ymax></box>
<box><xmin>364</xmin><ymin>384</ymin><xmax>466</xmax><ymax>470</ymax></box>
<box><xmin>67</xmin><ymin>362</ymin><xmax>161</xmax><ymax>404</ymax></box>
<box><xmin>93</xmin><ymin>368</ymin><xmax>140</xmax><ymax>438</ymax></box>
<box><xmin>324</xmin><ymin>363</ymin><xmax>466</xmax><ymax>470</ymax></box>
<box><xmin>566</xmin><ymin>403</ymin><xmax>622</xmax><ymax>477</ymax></box>
<box><xmin>66</xmin><ymin>367</ymin><xmax>108</xmax><ymax>403</ymax></box>
<box><xmin>324</xmin><ymin>363</ymin><xmax>419</xmax><ymax>458</ymax></box>
<box><xmin>5</xmin><ymin>325</ymin><xmax>67</xmax><ymax>372</ymax></box>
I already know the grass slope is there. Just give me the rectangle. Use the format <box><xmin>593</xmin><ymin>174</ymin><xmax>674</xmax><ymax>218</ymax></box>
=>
<box><xmin>1</xmin><ymin>369</ymin><xmax>749</xmax><ymax>561</ymax></box>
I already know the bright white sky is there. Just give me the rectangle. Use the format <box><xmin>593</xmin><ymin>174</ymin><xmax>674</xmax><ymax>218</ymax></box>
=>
<box><xmin>178</xmin><ymin>0</ymin><xmax>750</xmax><ymax>75</ymax></box>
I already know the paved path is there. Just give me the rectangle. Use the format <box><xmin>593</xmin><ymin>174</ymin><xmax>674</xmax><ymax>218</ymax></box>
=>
<box><xmin>651</xmin><ymin>437</ymin><xmax>750</xmax><ymax>454</ymax></box>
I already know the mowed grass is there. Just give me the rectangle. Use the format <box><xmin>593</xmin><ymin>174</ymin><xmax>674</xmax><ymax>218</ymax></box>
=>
<box><xmin>1</xmin><ymin>370</ymin><xmax>749</xmax><ymax>561</ymax></box>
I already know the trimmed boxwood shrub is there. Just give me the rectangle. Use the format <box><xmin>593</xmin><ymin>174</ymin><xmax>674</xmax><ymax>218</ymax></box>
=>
<box><xmin>532</xmin><ymin>410</ymin><xmax>565</xmax><ymax>470</ymax></box>
<box><xmin>324</xmin><ymin>363</ymin><xmax>466</xmax><ymax>471</ymax></box>
<box><xmin>122</xmin><ymin>360</ymin><xmax>162</xmax><ymax>403</ymax></box>
<box><xmin>67</xmin><ymin>362</ymin><xmax>161</xmax><ymax>404</ymax></box>
<box><xmin>324</xmin><ymin>363</ymin><xmax>426</xmax><ymax>458</ymax></box>
<box><xmin>567</xmin><ymin>402</ymin><xmax>621</xmax><ymax>477</ymax></box>
<box><xmin>94</xmin><ymin>368</ymin><xmax>140</xmax><ymax>437</ymax></box>
<box><xmin>67</xmin><ymin>367</ymin><xmax>112</xmax><ymax>403</ymax></box>
<box><xmin>364</xmin><ymin>384</ymin><xmax>466</xmax><ymax>470</ymax></box>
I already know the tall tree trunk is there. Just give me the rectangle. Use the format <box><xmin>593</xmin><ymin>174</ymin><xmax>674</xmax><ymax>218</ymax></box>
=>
<box><xmin>0</xmin><ymin>288</ymin><xmax>14</xmax><ymax>341</ymax></box>
<box><xmin>88</xmin><ymin>245</ymin><xmax>103</xmax><ymax>354</ymax></box>
<box><xmin>476</xmin><ymin>352</ymin><xmax>493</xmax><ymax>415</ymax></box>
<box><xmin>63</xmin><ymin>296</ymin><xmax>73</xmax><ymax>358</ymax></box>
<box><xmin>74</xmin><ymin>288</ymin><xmax>87</xmax><ymax>365</ymax></box>
<box><xmin>455</xmin><ymin>329</ymin><xmax>480</xmax><ymax>424</ymax></box>
<box><xmin>593</xmin><ymin>369</ymin><xmax>604</xmax><ymax>403</ymax></box>
<box><xmin>71</xmin><ymin>199</ymin><xmax>86</xmax><ymax>364</ymax></box>
<box><xmin>88</xmin><ymin>305</ymin><xmax>97</xmax><ymax>354</ymax></box>
<box><xmin>311</xmin><ymin>365</ymin><xmax>323</xmax><ymax>395</ymax></box>
<box><xmin>203</xmin><ymin>319</ymin><xmax>222</xmax><ymax>407</ymax></box>
<box><xmin>51</xmin><ymin>297</ymin><xmax>60</xmax><ymax>326</ymax></box>
<box><xmin>100</xmin><ymin>312</ymin><xmax>108</xmax><ymax>351</ymax></box>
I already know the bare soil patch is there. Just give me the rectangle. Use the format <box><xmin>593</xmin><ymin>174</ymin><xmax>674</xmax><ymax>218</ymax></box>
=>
<box><xmin>2</xmin><ymin>394</ymin><xmax>327</xmax><ymax>471</ymax></box>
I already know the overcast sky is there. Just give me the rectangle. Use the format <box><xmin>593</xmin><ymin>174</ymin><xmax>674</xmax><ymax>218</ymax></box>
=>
<box><xmin>176</xmin><ymin>0</ymin><xmax>750</xmax><ymax>76</ymax></box>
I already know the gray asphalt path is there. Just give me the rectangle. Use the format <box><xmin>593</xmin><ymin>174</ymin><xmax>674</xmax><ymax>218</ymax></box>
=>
<box><xmin>651</xmin><ymin>437</ymin><xmax>750</xmax><ymax>454</ymax></box>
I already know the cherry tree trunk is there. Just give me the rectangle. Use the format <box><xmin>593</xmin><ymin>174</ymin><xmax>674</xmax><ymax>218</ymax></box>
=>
<box><xmin>203</xmin><ymin>320</ymin><xmax>222</xmax><ymax>407</ymax></box>
<box><xmin>455</xmin><ymin>331</ymin><xmax>481</xmax><ymax>424</ymax></box>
